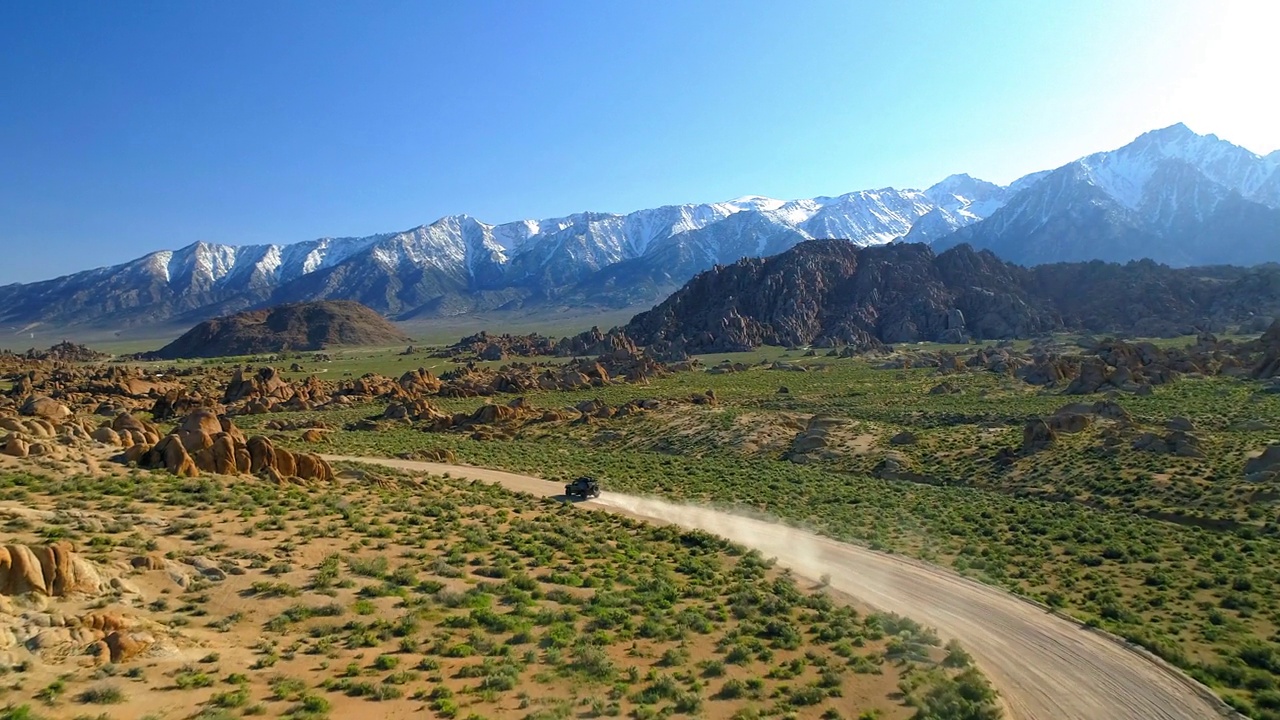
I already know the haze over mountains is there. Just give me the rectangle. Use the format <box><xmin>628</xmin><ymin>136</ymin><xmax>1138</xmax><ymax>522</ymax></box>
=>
<box><xmin>2</xmin><ymin>123</ymin><xmax>1277</xmax><ymax>331</ymax></box>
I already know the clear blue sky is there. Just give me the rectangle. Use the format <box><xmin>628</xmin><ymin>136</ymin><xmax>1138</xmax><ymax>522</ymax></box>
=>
<box><xmin>1</xmin><ymin>0</ymin><xmax>1276</xmax><ymax>284</ymax></box>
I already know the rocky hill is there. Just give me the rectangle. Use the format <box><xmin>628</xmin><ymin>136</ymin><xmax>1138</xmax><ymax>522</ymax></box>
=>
<box><xmin>2</xmin><ymin>341</ymin><xmax>109</xmax><ymax>363</ymax></box>
<box><xmin>145</xmin><ymin>301</ymin><xmax>410</xmax><ymax>359</ymax></box>
<box><xmin>624</xmin><ymin>240</ymin><xmax>1280</xmax><ymax>355</ymax></box>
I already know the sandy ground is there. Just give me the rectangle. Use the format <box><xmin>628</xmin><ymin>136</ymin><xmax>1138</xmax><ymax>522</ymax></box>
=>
<box><xmin>322</xmin><ymin>455</ymin><xmax>1234</xmax><ymax>720</ymax></box>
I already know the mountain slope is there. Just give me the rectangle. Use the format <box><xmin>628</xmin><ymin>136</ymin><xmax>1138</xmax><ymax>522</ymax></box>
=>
<box><xmin>928</xmin><ymin>124</ymin><xmax>1280</xmax><ymax>266</ymax></box>
<box><xmin>0</xmin><ymin>189</ymin><xmax>962</xmax><ymax>329</ymax></box>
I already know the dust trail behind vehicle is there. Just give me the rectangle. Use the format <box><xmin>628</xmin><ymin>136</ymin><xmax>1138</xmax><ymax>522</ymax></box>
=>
<box><xmin>591</xmin><ymin>492</ymin><xmax>1230</xmax><ymax>720</ymax></box>
<box><xmin>324</xmin><ymin>455</ymin><xmax>1234</xmax><ymax>720</ymax></box>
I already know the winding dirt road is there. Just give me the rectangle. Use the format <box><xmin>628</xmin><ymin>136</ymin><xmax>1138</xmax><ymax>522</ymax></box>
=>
<box><xmin>324</xmin><ymin>455</ymin><xmax>1231</xmax><ymax>720</ymax></box>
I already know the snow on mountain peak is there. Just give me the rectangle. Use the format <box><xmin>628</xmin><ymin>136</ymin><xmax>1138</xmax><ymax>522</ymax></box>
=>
<box><xmin>726</xmin><ymin>195</ymin><xmax>786</xmax><ymax>211</ymax></box>
<box><xmin>1141</xmin><ymin>122</ymin><xmax>1195</xmax><ymax>141</ymax></box>
<box><xmin>1077</xmin><ymin>123</ymin><xmax>1280</xmax><ymax>211</ymax></box>
<box><xmin>6</xmin><ymin>122</ymin><xmax>1278</xmax><ymax>330</ymax></box>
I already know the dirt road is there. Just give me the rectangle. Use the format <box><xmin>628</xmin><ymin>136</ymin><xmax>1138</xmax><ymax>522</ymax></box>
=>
<box><xmin>324</xmin><ymin>455</ymin><xmax>1230</xmax><ymax>720</ymax></box>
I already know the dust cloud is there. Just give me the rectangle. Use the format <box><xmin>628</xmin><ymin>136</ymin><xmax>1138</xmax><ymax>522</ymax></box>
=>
<box><xmin>593</xmin><ymin>494</ymin><xmax>862</xmax><ymax>593</ymax></box>
<box><xmin>327</xmin><ymin>456</ymin><xmax>1231</xmax><ymax>719</ymax></box>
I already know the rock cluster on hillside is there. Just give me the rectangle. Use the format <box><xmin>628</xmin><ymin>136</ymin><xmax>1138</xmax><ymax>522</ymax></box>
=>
<box><xmin>877</xmin><ymin>325</ymin><xmax>1280</xmax><ymax>396</ymax></box>
<box><xmin>1</xmin><ymin>341</ymin><xmax>110</xmax><ymax>363</ymax></box>
<box><xmin>0</xmin><ymin>396</ymin><xmax>126</xmax><ymax>461</ymax></box>
<box><xmin>439</xmin><ymin>326</ymin><xmax>641</xmax><ymax>361</ymax></box>
<box><xmin>357</xmin><ymin>393</ymin><xmax>677</xmax><ymax>439</ymax></box>
<box><xmin>0</xmin><ymin>542</ymin><xmax>101</xmax><ymax>597</ymax></box>
<box><xmin>109</xmin><ymin>408</ymin><xmax>334</xmax><ymax>484</ymax></box>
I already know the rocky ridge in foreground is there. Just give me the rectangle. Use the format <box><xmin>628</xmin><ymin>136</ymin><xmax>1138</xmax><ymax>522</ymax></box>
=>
<box><xmin>625</xmin><ymin>240</ymin><xmax>1280</xmax><ymax>356</ymax></box>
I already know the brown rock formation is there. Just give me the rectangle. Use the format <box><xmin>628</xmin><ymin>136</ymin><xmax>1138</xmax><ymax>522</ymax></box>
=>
<box><xmin>20</xmin><ymin>396</ymin><xmax>71</xmax><ymax>420</ymax></box>
<box><xmin>103</xmin><ymin>629</ymin><xmax>150</xmax><ymax>663</ymax></box>
<box><xmin>1021</xmin><ymin>418</ymin><xmax>1057</xmax><ymax>454</ymax></box>
<box><xmin>104</xmin><ymin>410</ymin><xmax>335</xmax><ymax>483</ymax></box>
<box><xmin>0</xmin><ymin>542</ymin><xmax>100</xmax><ymax>597</ymax></box>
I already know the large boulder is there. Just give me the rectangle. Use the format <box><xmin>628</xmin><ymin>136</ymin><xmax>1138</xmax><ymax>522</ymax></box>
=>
<box><xmin>294</xmin><ymin>453</ymin><xmax>335</xmax><ymax>483</ymax></box>
<box><xmin>153</xmin><ymin>436</ymin><xmax>199</xmax><ymax>477</ymax></box>
<box><xmin>1021</xmin><ymin>418</ymin><xmax>1056</xmax><ymax>454</ymax></box>
<box><xmin>19</xmin><ymin>396</ymin><xmax>71</xmax><ymax>420</ymax></box>
<box><xmin>1245</xmin><ymin>445</ymin><xmax>1280</xmax><ymax>481</ymax></box>
<box><xmin>180</xmin><ymin>408</ymin><xmax>223</xmax><ymax>436</ymax></box>
<box><xmin>1064</xmin><ymin>360</ymin><xmax>1107</xmax><ymax>395</ymax></box>
<box><xmin>247</xmin><ymin>435</ymin><xmax>276</xmax><ymax>473</ymax></box>
<box><xmin>103</xmin><ymin>630</ymin><xmax>151</xmax><ymax>663</ymax></box>
<box><xmin>0</xmin><ymin>542</ymin><xmax>100</xmax><ymax>597</ymax></box>
<box><xmin>90</xmin><ymin>426</ymin><xmax>121</xmax><ymax>446</ymax></box>
<box><xmin>1</xmin><ymin>436</ymin><xmax>29</xmax><ymax>458</ymax></box>
<box><xmin>1047</xmin><ymin>412</ymin><xmax>1090</xmax><ymax>434</ymax></box>
<box><xmin>112</xmin><ymin>413</ymin><xmax>160</xmax><ymax>446</ymax></box>
<box><xmin>0</xmin><ymin>544</ymin><xmax>44</xmax><ymax>595</ymax></box>
<box><xmin>1132</xmin><ymin>430</ymin><xmax>1204</xmax><ymax>458</ymax></box>
<box><xmin>208</xmin><ymin>435</ymin><xmax>238</xmax><ymax>475</ymax></box>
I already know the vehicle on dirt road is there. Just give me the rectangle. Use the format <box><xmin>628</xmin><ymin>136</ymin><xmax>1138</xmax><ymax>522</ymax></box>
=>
<box><xmin>564</xmin><ymin>476</ymin><xmax>601</xmax><ymax>499</ymax></box>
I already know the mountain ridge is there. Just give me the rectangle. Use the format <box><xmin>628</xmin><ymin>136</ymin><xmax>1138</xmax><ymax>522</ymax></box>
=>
<box><xmin>622</xmin><ymin>239</ymin><xmax>1280</xmax><ymax>355</ymax></box>
<box><xmin>3</xmin><ymin>123</ymin><xmax>1278</xmax><ymax>330</ymax></box>
<box><xmin>927</xmin><ymin>123</ymin><xmax>1280</xmax><ymax>266</ymax></box>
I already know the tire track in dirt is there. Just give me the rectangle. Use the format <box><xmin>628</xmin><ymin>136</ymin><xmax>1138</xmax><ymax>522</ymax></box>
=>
<box><xmin>324</xmin><ymin>455</ymin><xmax>1232</xmax><ymax>720</ymax></box>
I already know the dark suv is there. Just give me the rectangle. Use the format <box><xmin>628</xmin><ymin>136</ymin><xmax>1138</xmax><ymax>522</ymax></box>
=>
<box><xmin>564</xmin><ymin>476</ymin><xmax>601</xmax><ymax>499</ymax></box>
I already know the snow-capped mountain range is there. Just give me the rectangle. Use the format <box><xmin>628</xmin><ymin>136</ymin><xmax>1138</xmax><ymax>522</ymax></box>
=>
<box><xmin>928</xmin><ymin>124</ymin><xmax>1280</xmax><ymax>265</ymax></box>
<box><xmin>2</xmin><ymin>123</ymin><xmax>1278</xmax><ymax>329</ymax></box>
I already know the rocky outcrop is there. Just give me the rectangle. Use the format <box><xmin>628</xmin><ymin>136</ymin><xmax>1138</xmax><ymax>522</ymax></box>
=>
<box><xmin>398</xmin><ymin>368</ymin><xmax>442</xmax><ymax>395</ymax></box>
<box><xmin>359</xmin><ymin>394</ymin><xmax>670</xmax><ymax>438</ymax></box>
<box><xmin>434</xmin><ymin>352</ymin><xmax>669</xmax><ymax>398</ymax></box>
<box><xmin>20</xmin><ymin>396</ymin><xmax>71</xmax><ymax>420</ymax></box>
<box><xmin>108</xmin><ymin>409</ymin><xmax>334</xmax><ymax>483</ymax></box>
<box><xmin>197</xmin><ymin>353</ymin><xmax>669</xmax><ymax>420</ymax></box>
<box><xmin>100</xmin><ymin>628</ymin><xmax>151</xmax><ymax>663</ymax></box>
<box><xmin>440</xmin><ymin>326</ymin><xmax>641</xmax><ymax>361</ymax></box>
<box><xmin>399</xmin><ymin>448</ymin><xmax>457</xmax><ymax>463</ymax></box>
<box><xmin>0</xmin><ymin>542</ymin><xmax>101</xmax><ymax>597</ymax></box>
<box><xmin>6</xmin><ymin>608</ymin><xmax>157</xmax><ymax>667</ymax></box>
<box><xmin>874</xmin><ymin>452</ymin><xmax>930</xmax><ymax>483</ymax></box>
<box><xmin>0</xmin><ymin>410</ymin><xmax>131</xmax><ymax>461</ymax></box>
<box><xmin>883</xmin><ymin>326</ymin><xmax>1276</xmax><ymax>396</ymax></box>
<box><xmin>382</xmin><ymin>398</ymin><xmax>450</xmax><ymax>424</ymax></box>
<box><xmin>1245</xmin><ymin>446</ymin><xmax>1280</xmax><ymax>481</ymax></box>
<box><xmin>1251</xmin><ymin>321</ymin><xmax>1280</xmax><ymax>379</ymax></box>
<box><xmin>1131</xmin><ymin>430</ymin><xmax>1204</xmax><ymax>458</ymax></box>
<box><xmin>1021</xmin><ymin>418</ymin><xmax>1057</xmax><ymax>454</ymax></box>
<box><xmin>10</xmin><ymin>341</ymin><xmax>109</xmax><ymax>363</ymax></box>
<box><xmin>625</xmin><ymin>240</ymin><xmax>1280</xmax><ymax>354</ymax></box>
<box><xmin>786</xmin><ymin>414</ymin><xmax>854</xmax><ymax>464</ymax></box>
